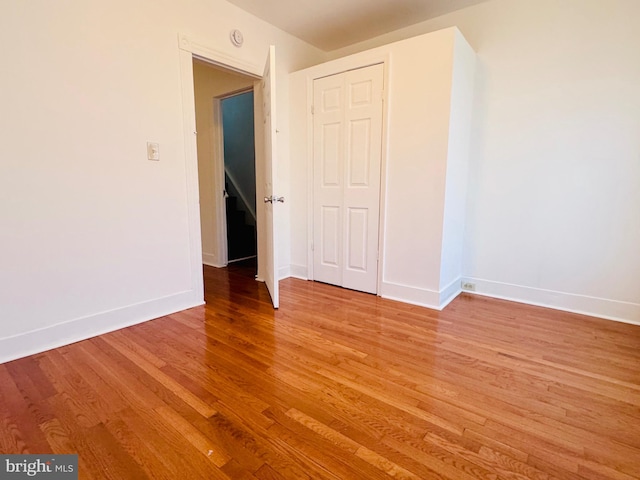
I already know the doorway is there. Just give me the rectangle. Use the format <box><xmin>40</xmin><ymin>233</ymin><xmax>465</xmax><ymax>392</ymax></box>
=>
<box><xmin>220</xmin><ymin>91</ymin><xmax>257</xmax><ymax>263</ymax></box>
<box><xmin>192</xmin><ymin>59</ymin><xmax>256</xmax><ymax>277</ymax></box>
<box><xmin>193</xmin><ymin>59</ymin><xmax>255</xmax><ymax>274</ymax></box>
<box><xmin>312</xmin><ymin>63</ymin><xmax>384</xmax><ymax>294</ymax></box>
<box><xmin>179</xmin><ymin>37</ymin><xmax>280</xmax><ymax>308</ymax></box>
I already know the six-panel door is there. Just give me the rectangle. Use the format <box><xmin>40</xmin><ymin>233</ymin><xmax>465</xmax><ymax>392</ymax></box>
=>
<box><xmin>313</xmin><ymin>63</ymin><xmax>384</xmax><ymax>294</ymax></box>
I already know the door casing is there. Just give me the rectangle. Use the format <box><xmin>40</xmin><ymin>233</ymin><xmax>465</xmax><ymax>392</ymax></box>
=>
<box><xmin>178</xmin><ymin>34</ymin><xmax>274</xmax><ymax>303</ymax></box>
<box><xmin>212</xmin><ymin>87</ymin><xmax>256</xmax><ymax>266</ymax></box>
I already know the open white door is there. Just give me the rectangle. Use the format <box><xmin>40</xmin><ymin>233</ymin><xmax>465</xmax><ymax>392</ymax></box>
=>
<box><xmin>261</xmin><ymin>45</ymin><xmax>280</xmax><ymax>308</ymax></box>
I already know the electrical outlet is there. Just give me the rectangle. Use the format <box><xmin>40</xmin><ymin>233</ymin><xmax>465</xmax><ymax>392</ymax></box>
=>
<box><xmin>461</xmin><ymin>281</ymin><xmax>476</xmax><ymax>291</ymax></box>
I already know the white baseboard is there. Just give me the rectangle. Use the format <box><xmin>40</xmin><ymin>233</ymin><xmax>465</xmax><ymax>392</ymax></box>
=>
<box><xmin>462</xmin><ymin>277</ymin><xmax>640</xmax><ymax>326</ymax></box>
<box><xmin>439</xmin><ymin>277</ymin><xmax>462</xmax><ymax>309</ymax></box>
<box><xmin>380</xmin><ymin>280</ymin><xmax>461</xmax><ymax>311</ymax></box>
<box><xmin>0</xmin><ymin>290</ymin><xmax>204</xmax><ymax>364</ymax></box>
<box><xmin>278</xmin><ymin>265</ymin><xmax>291</xmax><ymax>280</ymax></box>
<box><xmin>202</xmin><ymin>253</ymin><xmax>225</xmax><ymax>268</ymax></box>
<box><xmin>289</xmin><ymin>264</ymin><xmax>308</xmax><ymax>280</ymax></box>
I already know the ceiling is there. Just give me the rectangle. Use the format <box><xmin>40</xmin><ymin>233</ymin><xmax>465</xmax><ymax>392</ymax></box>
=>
<box><xmin>226</xmin><ymin>0</ymin><xmax>489</xmax><ymax>51</ymax></box>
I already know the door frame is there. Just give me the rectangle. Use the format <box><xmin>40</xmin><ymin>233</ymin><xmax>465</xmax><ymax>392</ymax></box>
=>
<box><xmin>304</xmin><ymin>53</ymin><xmax>391</xmax><ymax>294</ymax></box>
<box><xmin>178</xmin><ymin>34</ymin><xmax>265</xmax><ymax>301</ymax></box>
<box><xmin>213</xmin><ymin>87</ymin><xmax>256</xmax><ymax>267</ymax></box>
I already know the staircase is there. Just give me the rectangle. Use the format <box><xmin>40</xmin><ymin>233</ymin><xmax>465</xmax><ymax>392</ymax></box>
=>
<box><xmin>225</xmin><ymin>181</ymin><xmax>256</xmax><ymax>261</ymax></box>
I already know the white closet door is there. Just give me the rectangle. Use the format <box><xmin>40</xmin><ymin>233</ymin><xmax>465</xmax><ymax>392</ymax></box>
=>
<box><xmin>313</xmin><ymin>63</ymin><xmax>384</xmax><ymax>294</ymax></box>
<box><xmin>313</xmin><ymin>72</ymin><xmax>344</xmax><ymax>287</ymax></box>
<box><xmin>341</xmin><ymin>64</ymin><xmax>384</xmax><ymax>293</ymax></box>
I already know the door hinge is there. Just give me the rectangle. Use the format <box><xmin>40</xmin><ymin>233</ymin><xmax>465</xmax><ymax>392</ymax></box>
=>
<box><xmin>311</xmin><ymin>105</ymin><xmax>315</xmax><ymax>115</ymax></box>
<box><xmin>311</xmin><ymin>242</ymin><xmax>314</xmax><ymax>251</ymax></box>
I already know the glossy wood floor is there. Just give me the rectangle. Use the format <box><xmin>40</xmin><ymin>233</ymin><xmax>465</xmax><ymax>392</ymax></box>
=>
<box><xmin>2</xmin><ymin>263</ymin><xmax>640</xmax><ymax>479</ymax></box>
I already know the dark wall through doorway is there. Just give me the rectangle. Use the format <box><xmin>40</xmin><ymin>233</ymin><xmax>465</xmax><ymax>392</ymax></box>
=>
<box><xmin>222</xmin><ymin>91</ymin><xmax>257</xmax><ymax>262</ymax></box>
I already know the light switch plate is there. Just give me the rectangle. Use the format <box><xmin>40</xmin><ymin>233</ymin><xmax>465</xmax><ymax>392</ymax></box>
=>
<box><xmin>147</xmin><ymin>142</ymin><xmax>159</xmax><ymax>161</ymax></box>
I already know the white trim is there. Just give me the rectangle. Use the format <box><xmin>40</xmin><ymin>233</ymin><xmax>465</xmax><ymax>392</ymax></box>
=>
<box><xmin>462</xmin><ymin>277</ymin><xmax>640</xmax><ymax>326</ymax></box>
<box><xmin>178</xmin><ymin>34</ymin><xmax>261</xmax><ymax>78</ymax></box>
<box><xmin>305</xmin><ymin>75</ymin><xmax>315</xmax><ymax>282</ymax></box>
<box><xmin>290</xmin><ymin>264</ymin><xmax>308</xmax><ymax>280</ymax></box>
<box><xmin>228</xmin><ymin>255</ymin><xmax>257</xmax><ymax>264</ymax></box>
<box><xmin>218</xmin><ymin>86</ymin><xmax>254</xmax><ymax>100</ymax></box>
<box><xmin>378</xmin><ymin>277</ymin><xmax>462</xmax><ymax>311</ymax></box>
<box><xmin>0</xmin><ymin>291</ymin><xmax>203</xmax><ymax>364</ymax></box>
<box><xmin>439</xmin><ymin>277</ymin><xmax>462</xmax><ymax>308</ymax></box>
<box><xmin>376</xmin><ymin>54</ymin><xmax>392</xmax><ymax>295</ymax></box>
<box><xmin>178</xmin><ymin>48</ymin><xmax>205</xmax><ymax>302</ymax></box>
<box><xmin>278</xmin><ymin>265</ymin><xmax>291</xmax><ymax>280</ymax></box>
<box><xmin>380</xmin><ymin>281</ymin><xmax>440</xmax><ymax>310</ymax></box>
<box><xmin>202</xmin><ymin>253</ymin><xmax>225</xmax><ymax>268</ymax></box>
<box><xmin>212</xmin><ymin>98</ymin><xmax>229</xmax><ymax>267</ymax></box>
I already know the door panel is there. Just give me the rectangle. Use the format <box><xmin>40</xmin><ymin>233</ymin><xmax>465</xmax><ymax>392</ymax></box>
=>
<box><xmin>313</xmin><ymin>63</ymin><xmax>384</xmax><ymax>294</ymax></box>
<box><xmin>321</xmin><ymin>123</ymin><xmax>342</xmax><ymax>186</ymax></box>
<box><xmin>321</xmin><ymin>206</ymin><xmax>340</xmax><ymax>267</ymax></box>
<box><xmin>346</xmin><ymin>207</ymin><xmax>368</xmax><ymax>271</ymax></box>
<box><xmin>347</xmin><ymin>118</ymin><xmax>372</xmax><ymax>186</ymax></box>
<box><xmin>313</xmin><ymin>71</ymin><xmax>344</xmax><ymax>286</ymax></box>
<box><xmin>322</xmin><ymin>87</ymin><xmax>342</xmax><ymax>111</ymax></box>
<box><xmin>262</xmin><ymin>45</ymin><xmax>279</xmax><ymax>308</ymax></box>
<box><xmin>342</xmin><ymin>64</ymin><xmax>383</xmax><ymax>293</ymax></box>
<box><xmin>349</xmin><ymin>79</ymin><xmax>373</xmax><ymax>107</ymax></box>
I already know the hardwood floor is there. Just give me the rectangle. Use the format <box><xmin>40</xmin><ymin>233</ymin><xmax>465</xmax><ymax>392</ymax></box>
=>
<box><xmin>1</xmin><ymin>263</ymin><xmax>639</xmax><ymax>479</ymax></box>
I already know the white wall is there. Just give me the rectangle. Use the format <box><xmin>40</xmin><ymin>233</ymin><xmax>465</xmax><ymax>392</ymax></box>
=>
<box><xmin>0</xmin><ymin>0</ymin><xmax>325</xmax><ymax>363</ymax></box>
<box><xmin>439</xmin><ymin>30</ymin><xmax>477</xmax><ymax>297</ymax></box>
<box><xmin>290</xmin><ymin>28</ymin><xmax>476</xmax><ymax>308</ymax></box>
<box><xmin>193</xmin><ymin>61</ymin><xmax>254</xmax><ymax>267</ymax></box>
<box><xmin>329</xmin><ymin>0</ymin><xmax>640</xmax><ymax>323</ymax></box>
<box><xmin>380</xmin><ymin>31</ymin><xmax>455</xmax><ymax>301</ymax></box>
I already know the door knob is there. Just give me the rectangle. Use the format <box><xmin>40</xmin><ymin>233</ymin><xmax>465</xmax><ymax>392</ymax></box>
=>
<box><xmin>264</xmin><ymin>196</ymin><xmax>273</xmax><ymax>203</ymax></box>
<box><xmin>274</xmin><ymin>196</ymin><xmax>285</xmax><ymax>203</ymax></box>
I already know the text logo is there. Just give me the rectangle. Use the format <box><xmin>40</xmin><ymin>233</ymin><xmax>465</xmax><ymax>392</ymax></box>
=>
<box><xmin>0</xmin><ymin>455</ymin><xmax>78</xmax><ymax>479</ymax></box>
